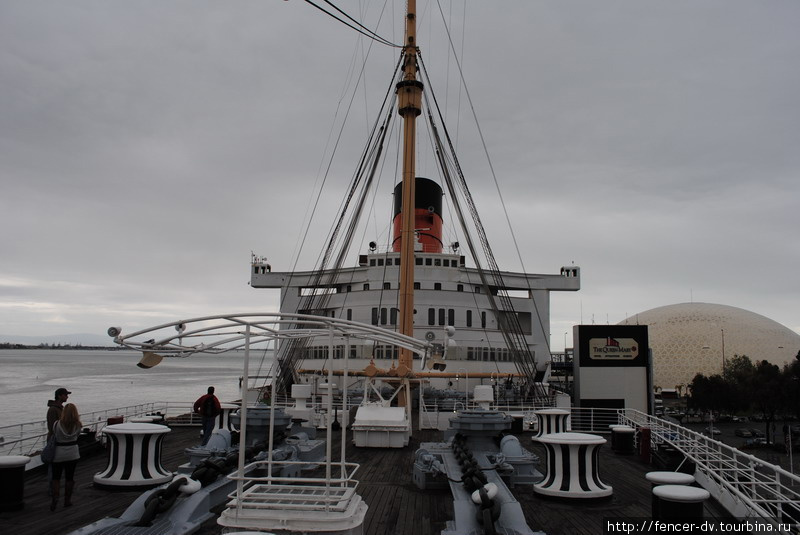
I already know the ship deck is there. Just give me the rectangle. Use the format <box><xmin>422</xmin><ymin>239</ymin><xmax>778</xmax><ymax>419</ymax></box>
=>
<box><xmin>5</xmin><ymin>425</ymin><xmax>732</xmax><ymax>535</ymax></box>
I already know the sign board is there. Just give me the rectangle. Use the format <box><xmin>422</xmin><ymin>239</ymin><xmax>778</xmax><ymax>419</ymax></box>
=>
<box><xmin>573</xmin><ymin>325</ymin><xmax>651</xmax><ymax>414</ymax></box>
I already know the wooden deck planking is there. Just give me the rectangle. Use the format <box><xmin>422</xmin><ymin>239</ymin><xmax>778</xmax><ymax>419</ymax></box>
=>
<box><xmin>4</xmin><ymin>423</ymin><xmax>734</xmax><ymax>535</ymax></box>
<box><xmin>1</xmin><ymin>426</ymin><xmax>204</xmax><ymax>535</ymax></box>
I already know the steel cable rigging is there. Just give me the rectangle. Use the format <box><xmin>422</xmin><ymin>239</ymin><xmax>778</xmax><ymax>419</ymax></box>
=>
<box><xmin>303</xmin><ymin>0</ymin><xmax>402</xmax><ymax>48</ymax></box>
<box><xmin>419</xmin><ymin>53</ymin><xmax>549</xmax><ymax>397</ymax></box>
<box><xmin>272</xmin><ymin>54</ymin><xmax>404</xmax><ymax>393</ymax></box>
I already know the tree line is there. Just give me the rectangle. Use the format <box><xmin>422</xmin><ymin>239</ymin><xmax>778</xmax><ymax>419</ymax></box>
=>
<box><xmin>688</xmin><ymin>351</ymin><xmax>800</xmax><ymax>443</ymax></box>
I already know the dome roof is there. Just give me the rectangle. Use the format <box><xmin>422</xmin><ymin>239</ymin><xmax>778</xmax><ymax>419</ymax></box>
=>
<box><xmin>619</xmin><ymin>302</ymin><xmax>800</xmax><ymax>389</ymax></box>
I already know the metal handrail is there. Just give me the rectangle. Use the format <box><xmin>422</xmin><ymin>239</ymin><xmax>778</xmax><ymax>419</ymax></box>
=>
<box><xmin>227</xmin><ymin>460</ymin><xmax>361</xmax><ymax>486</ymax></box>
<box><xmin>619</xmin><ymin>410</ymin><xmax>799</xmax><ymax>532</ymax></box>
<box><xmin>0</xmin><ymin>401</ymin><xmax>196</xmax><ymax>458</ymax></box>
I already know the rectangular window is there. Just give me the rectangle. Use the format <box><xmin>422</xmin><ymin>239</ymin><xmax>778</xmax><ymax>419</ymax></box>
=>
<box><xmin>447</xmin><ymin>309</ymin><xmax>454</xmax><ymax>326</ymax></box>
<box><xmin>434</xmin><ymin>283</ymin><xmax>442</xmax><ymax>290</ymax></box>
<box><xmin>425</xmin><ymin>258</ymin><xmax>432</xmax><ymax>266</ymax></box>
<box><xmin>434</xmin><ymin>258</ymin><xmax>441</xmax><ymax>266</ymax></box>
<box><xmin>377</xmin><ymin>258</ymin><xmax>384</xmax><ymax>266</ymax></box>
<box><xmin>370</xmin><ymin>259</ymin><xmax>376</xmax><ymax>266</ymax></box>
<box><xmin>363</xmin><ymin>283</ymin><xmax>370</xmax><ymax>291</ymax></box>
<box><xmin>457</xmin><ymin>284</ymin><xmax>463</xmax><ymax>292</ymax></box>
<box><xmin>416</xmin><ymin>258</ymin><xmax>423</xmax><ymax>265</ymax></box>
<box><xmin>380</xmin><ymin>308</ymin><xmax>387</xmax><ymax>325</ymax></box>
<box><xmin>466</xmin><ymin>310</ymin><xmax>472</xmax><ymax>327</ymax></box>
<box><xmin>438</xmin><ymin>308</ymin><xmax>445</xmax><ymax>326</ymax></box>
<box><xmin>481</xmin><ymin>311</ymin><xmax>487</xmax><ymax>328</ymax></box>
<box><xmin>390</xmin><ymin>308</ymin><xmax>398</xmax><ymax>325</ymax></box>
<box><xmin>371</xmin><ymin>308</ymin><xmax>379</xmax><ymax>325</ymax></box>
<box><xmin>383</xmin><ymin>282</ymin><xmax>391</xmax><ymax>290</ymax></box>
<box><xmin>474</xmin><ymin>286</ymin><xmax>481</xmax><ymax>293</ymax></box>
<box><xmin>428</xmin><ymin>308</ymin><xmax>435</xmax><ymax>326</ymax></box>
<box><xmin>443</xmin><ymin>259</ymin><xmax>450</xmax><ymax>267</ymax></box>
<box><xmin>347</xmin><ymin>309</ymin><xmax>352</xmax><ymax>321</ymax></box>
<box><xmin>413</xmin><ymin>282</ymin><xmax>421</xmax><ymax>290</ymax></box>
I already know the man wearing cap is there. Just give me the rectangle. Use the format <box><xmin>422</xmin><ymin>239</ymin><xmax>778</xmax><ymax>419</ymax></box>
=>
<box><xmin>47</xmin><ymin>388</ymin><xmax>71</xmax><ymax>438</ymax></box>
<box><xmin>45</xmin><ymin>387</ymin><xmax>70</xmax><ymax>495</ymax></box>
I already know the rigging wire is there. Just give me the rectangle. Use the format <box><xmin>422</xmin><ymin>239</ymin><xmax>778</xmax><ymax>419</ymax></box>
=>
<box><xmin>304</xmin><ymin>0</ymin><xmax>402</xmax><ymax>48</ymax></box>
<box><xmin>432</xmin><ymin>0</ymin><xmax>554</xmax><ymax>359</ymax></box>
<box><xmin>279</xmin><ymin>37</ymin><xmax>400</xmax><ymax>314</ymax></box>
<box><xmin>273</xmin><ymin>55</ymin><xmax>404</xmax><ymax>391</ymax></box>
<box><xmin>420</xmin><ymin>54</ymin><xmax>543</xmax><ymax>390</ymax></box>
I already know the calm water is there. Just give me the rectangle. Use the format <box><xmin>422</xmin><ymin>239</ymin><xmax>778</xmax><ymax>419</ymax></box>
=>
<box><xmin>0</xmin><ymin>349</ymin><xmax>274</xmax><ymax>428</ymax></box>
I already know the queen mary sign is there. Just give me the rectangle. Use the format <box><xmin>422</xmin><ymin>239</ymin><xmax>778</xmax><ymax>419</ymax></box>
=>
<box><xmin>573</xmin><ymin>325</ymin><xmax>651</xmax><ymax>414</ymax></box>
<box><xmin>588</xmin><ymin>337</ymin><xmax>639</xmax><ymax>360</ymax></box>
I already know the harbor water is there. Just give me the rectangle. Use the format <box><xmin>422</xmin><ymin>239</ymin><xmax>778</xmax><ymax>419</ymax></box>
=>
<box><xmin>0</xmin><ymin>349</ymin><xmax>274</xmax><ymax>428</ymax></box>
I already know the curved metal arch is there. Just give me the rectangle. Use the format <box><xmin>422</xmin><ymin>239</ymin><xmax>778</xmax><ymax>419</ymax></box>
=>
<box><xmin>110</xmin><ymin>312</ymin><xmax>432</xmax><ymax>358</ymax></box>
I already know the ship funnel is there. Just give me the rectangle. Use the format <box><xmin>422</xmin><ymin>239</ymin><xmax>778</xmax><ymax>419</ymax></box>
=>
<box><xmin>392</xmin><ymin>177</ymin><xmax>443</xmax><ymax>254</ymax></box>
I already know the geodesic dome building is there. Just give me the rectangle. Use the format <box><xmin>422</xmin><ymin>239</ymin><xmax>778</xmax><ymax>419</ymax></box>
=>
<box><xmin>620</xmin><ymin>302</ymin><xmax>800</xmax><ymax>390</ymax></box>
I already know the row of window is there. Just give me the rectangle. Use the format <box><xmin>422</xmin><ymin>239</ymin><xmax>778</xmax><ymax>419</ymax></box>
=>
<box><xmin>338</xmin><ymin>282</ymin><xmax>482</xmax><ymax>293</ymax></box>
<box><xmin>427</xmin><ymin>308</ymin><xmax>487</xmax><ymax>328</ymax></box>
<box><xmin>368</xmin><ymin>307</ymin><xmax>489</xmax><ymax>329</ymax></box>
<box><xmin>466</xmin><ymin>346</ymin><xmax>525</xmax><ymax>362</ymax></box>
<box><xmin>301</xmin><ymin>345</ymin><xmax>421</xmax><ymax>360</ymax></box>
<box><xmin>312</xmin><ymin>307</ymin><xmax>530</xmax><ymax>336</ymax></box>
<box><xmin>366</xmin><ymin>257</ymin><xmax>462</xmax><ymax>268</ymax></box>
<box><xmin>300</xmin><ymin>345</ymin><xmax>524</xmax><ymax>362</ymax></box>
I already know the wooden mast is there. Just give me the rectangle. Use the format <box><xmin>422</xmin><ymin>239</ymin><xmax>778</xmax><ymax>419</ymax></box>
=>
<box><xmin>395</xmin><ymin>0</ymin><xmax>423</xmax><ymax>379</ymax></box>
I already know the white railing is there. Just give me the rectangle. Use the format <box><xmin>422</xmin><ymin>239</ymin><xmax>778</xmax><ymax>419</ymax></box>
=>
<box><xmin>0</xmin><ymin>401</ymin><xmax>201</xmax><ymax>459</ymax></box>
<box><xmin>568</xmin><ymin>407</ymin><xmax>625</xmax><ymax>433</ymax></box>
<box><xmin>417</xmin><ymin>396</ymin><xmax>558</xmax><ymax>430</ymax></box>
<box><xmin>619</xmin><ymin>410</ymin><xmax>799</xmax><ymax>533</ymax></box>
<box><xmin>417</xmin><ymin>403</ymin><xmax>799</xmax><ymax>532</ymax></box>
<box><xmin>220</xmin><ymin>460</ymin><xmax>362</xmax><ymax>529</ymax></box>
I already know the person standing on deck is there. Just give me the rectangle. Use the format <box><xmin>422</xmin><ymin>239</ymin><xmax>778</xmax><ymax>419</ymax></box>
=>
<box><xmin>193</xmin><ymin>386</ymin><xmax>221</xmax><ymax>446</ymax></box>
<box><xmin>46</xmin><ymin>387</ymin><xmax>70</xmax><ymax>437</ymax></box>
<box><xmin>50</xmin><ymin>403</ymin><xmax>81</xmax><ymax>511</ymax></box>
<box><xmin>45</xmin><ymin>387</ymin><xmax>70</xmax><ymax>495</ymax></box>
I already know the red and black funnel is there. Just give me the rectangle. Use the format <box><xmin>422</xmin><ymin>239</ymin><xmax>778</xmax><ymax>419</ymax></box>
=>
<box><xmin>392</xmin><ymin>177</ymin><xmax>443</xmax><ymax>254</ymax></box>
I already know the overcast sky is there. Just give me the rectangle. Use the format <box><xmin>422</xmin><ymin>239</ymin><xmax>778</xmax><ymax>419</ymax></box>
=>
<box><xmin>1</xmin><ymin>0</ymin><xmax>798</xmax><ymax>350</ymax></box>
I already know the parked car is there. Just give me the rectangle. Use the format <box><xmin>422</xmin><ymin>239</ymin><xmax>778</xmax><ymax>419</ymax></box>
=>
<box><xmin>735</xmin><ymin>428</ymin><xmax>752</xmax><ymax>437</ymax></box>
<box><xmin>749</xmin><ymin>428</ymin><xmax>764</xmax><ymax>437</ymax></box>
<box><xmin>704</xmin><ymin>427</ymin><xmax>722</xmax><ymax>436</ymax></box>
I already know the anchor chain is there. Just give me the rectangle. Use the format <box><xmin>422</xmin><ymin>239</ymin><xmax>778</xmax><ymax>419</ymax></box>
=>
<box><xmin>133</xmin><ymin>477</ymin><xmax>187</xmax><ymax>527</ymax></box>
<box><xmin>129</xmin><ymin>435</ymin><xmax>278</xmax><ymax>527</ymax></box>
<box><xmin>451</xmin><ymin>434</ymin><xmax>501</xmax><ymax>535</ymax></box>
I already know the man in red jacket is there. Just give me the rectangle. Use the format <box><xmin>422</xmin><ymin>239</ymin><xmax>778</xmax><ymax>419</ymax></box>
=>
<box><xmin>193</xmin><ymin>386</ymin><xmax>221</xmax><ymax>446</ymax></box>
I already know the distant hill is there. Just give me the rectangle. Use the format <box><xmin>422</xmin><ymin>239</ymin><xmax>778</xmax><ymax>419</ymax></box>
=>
<box><xmin>0</xmin><ymin>333</ymin><xmax>114</xmax><ymax>347</ymax></box>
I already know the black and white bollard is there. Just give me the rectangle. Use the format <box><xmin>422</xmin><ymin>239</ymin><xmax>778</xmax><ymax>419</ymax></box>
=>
<box><xmin>534</xmin><ymin>432</ymin><xmax>612</xmax><ymax>498</ymax></box>
<box><xmin>532</xmin><ymin>408</ymin><xmax>571</xmax><ymax>440</ymax></box>
<box><xmin>94</xmin><ymin>423</ymin><xmax>172</xmax><ymax>487</ymax></box>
